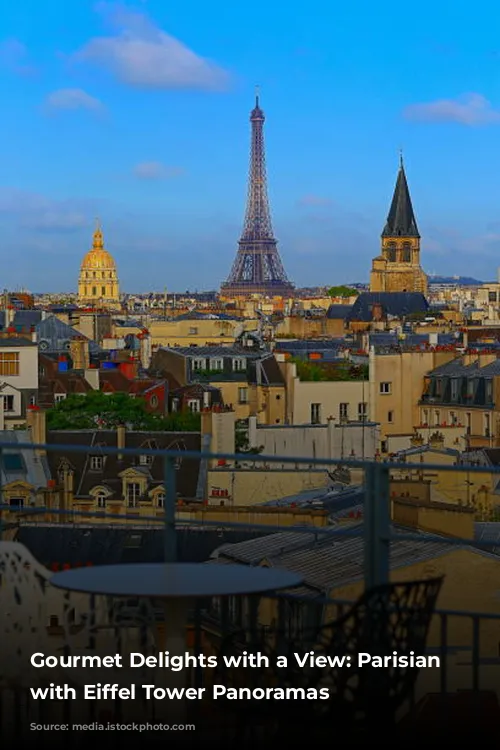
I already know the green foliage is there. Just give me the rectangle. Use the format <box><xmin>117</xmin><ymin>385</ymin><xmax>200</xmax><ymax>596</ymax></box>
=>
<box><xmin>293</xmin><ymin>359</ymin><xmax>368</xmax><ymax>382</ymax></box>
<box><xmin>46</xmin><ymin>391</ymin><xmax>201</xmax><ymax>432</ymax></box>
<box><xmin>327</xmin><ymin>285</ymin><xmax>359</xmax><ymax>298</ymax></box>
<box><xmin>235</xmin><ymin>419</ymin><xmax>263</xmax><ymax>454</ymax></box>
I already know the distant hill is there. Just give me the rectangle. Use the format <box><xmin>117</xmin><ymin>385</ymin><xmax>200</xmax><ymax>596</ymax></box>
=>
<box><xmin>427</xmin><ymin>276</ymin><xmax>482</xmax><ymax>286</ymax></box>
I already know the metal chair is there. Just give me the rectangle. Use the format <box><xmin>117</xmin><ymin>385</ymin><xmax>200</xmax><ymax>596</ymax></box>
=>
<box><xmin>211</xmin><ymin>577</ymin><xmax>444</xmax><ymax>744</ymax></box>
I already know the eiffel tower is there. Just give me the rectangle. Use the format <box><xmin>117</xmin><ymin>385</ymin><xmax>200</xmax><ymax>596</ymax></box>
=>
<box><xmin>221</xmin><ymin>92</ymin><xmax>294</xmax><ymax>297</ymax></box>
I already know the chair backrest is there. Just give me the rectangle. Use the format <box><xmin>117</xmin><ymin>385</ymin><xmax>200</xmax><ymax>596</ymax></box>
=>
<box><xmin>0</xmin><ymin>541</ymin><xmax>54</xmax><ymax>682</ymax></box>
<box><xmin>314</xmin><ymin>577</ymin><xmax>444</xmax><ymax>718</ymax></box>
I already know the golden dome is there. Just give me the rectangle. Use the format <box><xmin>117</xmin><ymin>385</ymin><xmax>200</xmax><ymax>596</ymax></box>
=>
<box><xmin>80</xmin><ymin>220</ymin><xmax>117</xmax><ymax>271</ymax></box>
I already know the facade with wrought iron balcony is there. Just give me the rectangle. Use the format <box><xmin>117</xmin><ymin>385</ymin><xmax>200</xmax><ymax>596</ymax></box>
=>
<box><xmin>419</xmin><ymin>353</ymin><xmax>500</xmax><ymax>447</ymax></box>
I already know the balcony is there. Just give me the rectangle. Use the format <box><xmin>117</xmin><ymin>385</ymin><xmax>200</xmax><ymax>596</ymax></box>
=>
<box><xmin>1</xmin><ymin>442</ymin><xmax>500</xmax><ymax>742</ymax></box>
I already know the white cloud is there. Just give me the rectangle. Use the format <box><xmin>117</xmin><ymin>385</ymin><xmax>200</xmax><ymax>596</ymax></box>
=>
<box><xmin>0</xmin><ymin>38</ymin><xmax>37</xmax><ymax>76</ymax></box>
<box><xmin>297</xmin><ymin>194</ymin><xmax>333</xmax><ymax>207</ymax></box>
<box><xmin>74</xmin><ymin>3</ymin><xmax>230</xmax><ymax>90</ymax></box>
<box><xmin>403</xmin><ymin>93</ymin><xmax>500</xmax><ymax>126</ymax></box>
<box><xmin>45</xmin><ymin>88</ymin><xmax>103</xmax><ymax>112</ymax></box>
<box><xmin>133</xmin><ymin>161</ymin><xmax>184</xmax><ymax>180</ymax></box>
<box><xmin>0</xmin><ymin>188</ymin><xmax>90</xmax><ymax>232</ymax></box>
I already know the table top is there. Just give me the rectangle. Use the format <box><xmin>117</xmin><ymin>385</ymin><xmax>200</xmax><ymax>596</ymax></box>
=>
<box><xmin>50</xmin><ymin>563</ymin><xmax>303</xmax><ymax>598</ymax></box>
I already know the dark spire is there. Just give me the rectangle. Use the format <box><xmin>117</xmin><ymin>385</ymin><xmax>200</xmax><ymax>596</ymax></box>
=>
<box><xmin>381</xmin><ymin>156</ymin><xmax>420</xmax><ymax>238</ymax></box>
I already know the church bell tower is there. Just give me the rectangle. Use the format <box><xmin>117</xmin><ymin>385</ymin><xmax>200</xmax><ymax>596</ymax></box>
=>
<box><xmin>369</xmin><ymin>156</ymin><xmax>427</xmax><ymax>295</ymax></box>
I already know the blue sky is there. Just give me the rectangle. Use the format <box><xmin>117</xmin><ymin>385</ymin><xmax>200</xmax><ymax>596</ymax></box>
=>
<box><xmin>2</xmin><ymin>0</ymin><xmax>500</xmax><ymax>292</ymax></box>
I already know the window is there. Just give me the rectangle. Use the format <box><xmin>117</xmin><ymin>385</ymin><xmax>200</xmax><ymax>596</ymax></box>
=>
<box><xmin>90</xmin><ymin>456</ymin><xmax>104</xmax><ymax>470</ymax></box>
<box><xmin>96</xmin><ymin>492</ymin><xmax>106</xmax><ymax>509</ymax></box>
<box><xmin>233</xmin><ymin>358</ymin><xmax>246</xmax><ymax>371</ymax></box>
<box><xmin>486</xmin><ymin>380</ymin><xmax>493</xmax><ymax>403</ymax></box>
<box><xmin>451</xmin><ymin>379</ymin><xmax>458</xmax><ymax>401</ymax></box>
<box><xmin>140</xmin><ymin>454</ymin><xmax>153</xmax><ymax>466</ymax></box>
<box><xmin>101</xmin><ymin>286</ymin><xmax>106</xmax><ymax>296</ymax></box>
<box><xmin>30</xmin><ymin>395</ymin><xmax>36</xmax><ymax>406</ymax></box>
<box><xmin>449</xmin><ymin>411</ymin><xmax>458</xmax><ymax>425</ymax></box>
<box><xmin>358</xmin><ymin>402</ymin><xmax>367</xmax><ymax>421</ymax></box>
<box><xmin>388</xmin><ymin>411</ymin><xmax>394</xmax><ymax>423</ymax></box>
<box><xmin>9</xmin><ymin>497</ymin><xmax>24</xmax><ymax>508</ymax></box>
<box><xmin>188</xmin><ymin>399</ymin><xmax>200</xmax><ymax>413</ymax></box>
<box><xmin>3</xmin><ymin>395</ymin><xmax>14</xmax><ymax>412</ymax></box>
<box><xmin>387</xmin><ymin>242</ymin><xmax>396</xmax><ymax>262</ymax></box>
<box><xmin>192</xmin><ymin>358</ymin><xmax>206</xmax><ymax>371</ymax></box>
<box><xmin>210</xmin><ymin>358</ymin><xmax>223</xmax><ymax>370</ymax></box>
<box><xmin>381</xmin><ymin>440</ymin><xmax>388</xmax><ymax>453</ymax></box>
<box><xmin>402</xmin><ymin>242</ymin><xmax>412</xmax><ymax>262</ymax></box>
<box><xmin>127</xmin><ymin>483</ymin><xmax>141</xmax><ymax>507</ymax></box>
<box><xmin>238</xmin><ymin>387</ymin><xmax>248</xmax><ymax>404</ymax></box>
<box><xmin>171</xmin><ymin>398</ymin><xmax>179</xmax><ymax>412</ymax></box>
<box><xmin>484</xmin><ymin>414</ymin><xmax>491</xmax><ymax>438</ymax></box>
<box><xmin>150</xmin><ymin>394</ymin><xmax>158</xmax><ymax>408</ymax></box>
<box><xmin>435</xmin><ymin>379</ymin><xmax>442</xmax><ymax>396</ymax></box>
<box><xmin>0</xmin><ymin>352</ymin><xmax>19</xmax><ymax>376</ymax></box>
<box><xmin>189</xmin><ymin>327</ymin><xmax>198</xmax><ymax>335</ymax></box>
<box><xmin>54</xmin><ymin>393</ymin><xmax>66</xmax><ymax>403</ymax></box>
<box><xmin>422</xmin><ymin>409</ymin><xmax>429</xmax><ymax>425</ymax></box>
<box><xmin>311</xmin><ymin>403</ymin><xmax>321</xmax><ymax>424</ymax></box>
<box><xmin>466</xmin><ymin>413</ymin><xmax>471</xmax><ymax>435</ymax></box>
<box><xmin>434</xmin><ymin>410</ymin><xmax>440</xmax><ymax>426</ymax></box>
<box><xmin>379</xmin><ymin>382</ymin><xmax>391</xmax><ymax>395</ymax></box>
<box><xmin>339</xmin><ymin>403</ymin><xmax>348</xmax><ymax>421</ymax></box>
<box><xmin>92</xmin><ymin>286</ymin><xmax>97</xmax><ymax>296</ymax></box>
<box><xmin>489</xmin><ymin>291</ymin><xmax>497</xmax><ymax>303</ymax></box>
<box><xmin>157</xmin><ymin>492</ymin><xmax>165</xmax><ymax>508</ymax></box>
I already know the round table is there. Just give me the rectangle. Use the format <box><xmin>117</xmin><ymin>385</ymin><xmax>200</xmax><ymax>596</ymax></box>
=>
<box><xmin>50</xmin><ymin>563</ymin><xmax>303</xmax><ymax>718</ymax></box>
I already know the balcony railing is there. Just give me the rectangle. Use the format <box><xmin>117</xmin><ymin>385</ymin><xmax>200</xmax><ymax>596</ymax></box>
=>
<box><xmin>2</xmin><ymin>440</ymin><xmax>500</xmax><ymax>736</ymax></box>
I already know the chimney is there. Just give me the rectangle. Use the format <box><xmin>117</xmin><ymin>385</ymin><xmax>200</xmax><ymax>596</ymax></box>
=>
<box><xmin>140</xmin><ymin>330</ymin><xmax>152</xmax><ymax>369</ymax></box>
<box><xmin>117</xmin><ymin>423</ymin><xmax>126</xmax><ymax>460</ymax></box>
<box><xmin>84</xmin><ymin>367</ymin><xmax>100</xmax><ymax>390</ymax></box>
<box><xmin>371</xmin><ymin>303</ymin><xmax>383</xmax><ymax>322</ymax></box>
<box><xmin>26</xmin><ymin>407</ymin><xmax>46</xmax><ymax>452</ymax></box>
<box><xmin>462</xmin><ymin>350</ymin><xmax>478</xmax><ymax>367</ymax></box>
<box><xmin>478</xmin><ymin>351</ymin><xmax>497</xmax><ymax>368</ymax></box>
<box><xmin>410</xmin><ymin>433</ymin><xmax>424</xmax><ymax>447</ymax></box>
<box><xmin>69</xmin><ymin>337</ymin><xmax>90</xmax><ymax>370</ymax></box>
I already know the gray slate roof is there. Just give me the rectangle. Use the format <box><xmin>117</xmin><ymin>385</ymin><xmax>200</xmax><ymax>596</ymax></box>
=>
<box><xmin>210</xmin><ymin>524</ymin><xmax>483</xmax><ymax>595</ymax></box>
<box><xmin>381</xmin><ymin>161</ymin><xmax>420</xmax><ymax>238</ymax></box>
<box><xmin>348</xmin><ymin>293</ymin><xmax>428</xmax><ymax>322</ymax></box>
<box><xmin>0</xmin><ymin>430</ymin><xmax>51</xmax><ymax>489</ymax></box>
<box><xmin>36</xmin><ymin>315</ymin><xmax>101</xmax><ymax>355</ymax></box>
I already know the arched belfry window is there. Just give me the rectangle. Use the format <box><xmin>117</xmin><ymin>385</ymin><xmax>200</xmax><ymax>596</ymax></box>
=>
<box><xmin>387</xmin><ymin>242</ymin><xmax>396</xmax><ymax>262</ymax></box>
<box><xmin>402</xmin><ymin>242</ymin><xmax>411</xmax><ymax>262</ymax></box>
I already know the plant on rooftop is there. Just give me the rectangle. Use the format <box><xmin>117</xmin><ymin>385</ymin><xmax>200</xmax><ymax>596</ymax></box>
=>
<box><xmin>47</xmin><ymin>392</ymin><xmax>201</xmax><ymax>431</ymax></box>
<box><xmin>292</xmin><ymin>359</ymin><xmax>368</xmax><ymax>382</ymax></box>
<box><xmin>327</xmin><ymin>286</ymin><xmax>359</xmax><ymax>298</ymax></box>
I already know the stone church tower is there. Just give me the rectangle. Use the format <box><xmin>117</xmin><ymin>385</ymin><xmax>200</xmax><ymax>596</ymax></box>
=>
<box><xmin>369</xmin><ymin>157</ymin><xmax>427</xmax><ymax>295</ymax></box>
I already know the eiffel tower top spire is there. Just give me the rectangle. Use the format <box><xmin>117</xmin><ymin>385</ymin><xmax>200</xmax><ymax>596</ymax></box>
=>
<box><xmin>382</xmin><ymin>157</ymin><xmax>420</xmax><ymax>238</ymax></box>
<box><xmin>220</xmin><ymin>92</ymin><xmax>294</xmax><ymax>297</ymax></box>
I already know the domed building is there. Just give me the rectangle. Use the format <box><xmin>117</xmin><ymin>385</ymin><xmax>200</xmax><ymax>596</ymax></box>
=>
<box><xmin>78</xmin><ymin>220</ymin><xmax>120</xmax><ymax>307</ymax></box>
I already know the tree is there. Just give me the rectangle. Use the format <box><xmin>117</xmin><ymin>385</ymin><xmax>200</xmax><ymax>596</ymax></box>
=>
<box><xmin>46</xmin><ymin>391</ymin><xmax>201</xmax><ymax>431</ymax></box>
<box><xmin>327</xmin><ymin>285</ymin><xmax>359</xmax><ymax>298</ymax></box>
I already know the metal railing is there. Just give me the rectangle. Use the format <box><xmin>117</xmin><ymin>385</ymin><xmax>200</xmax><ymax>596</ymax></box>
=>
<box><xmin>2</xmin><ymin>439</ymin><xmax>500</xmax><ymax>707</ymax></box>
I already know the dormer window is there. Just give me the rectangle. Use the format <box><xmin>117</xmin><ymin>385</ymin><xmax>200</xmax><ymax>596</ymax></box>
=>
<box><xmin>192</xmin><ymin>358</ymin><xmax>206</xmax><ymax>371</ymax></box>
<box><xmin>139</xmin><ymin>454</ymin><xmax>153</xmax><ymax>466</ymax></box>
<box><xmin>233</xmin><ymin>358</ymin><xmax>246</xmax><ymax>371</ymax></box>
<box><xmin>450</xmin><ymin>379</ymin><xmax>458</xmax><ymax>401</ymax></box>
<box><xmin>210</xmin><ymin>358</ymin><xmax>223</xmax><ymax>370</ymax></box>
<box><xmin>90</xmin><ymin>456</ymin><xmax>104</xmax><ymax>470</ymax></box>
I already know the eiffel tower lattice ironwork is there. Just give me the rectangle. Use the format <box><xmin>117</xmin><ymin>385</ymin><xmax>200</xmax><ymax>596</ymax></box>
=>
<box><xmin>221</xmin><ymin>92</ymin><xmax>294</xmax><ymax>296</ymax></box>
